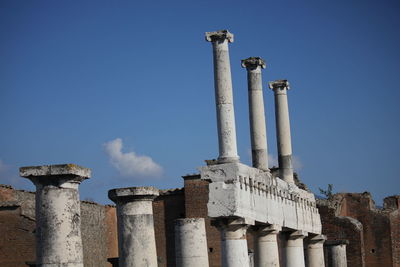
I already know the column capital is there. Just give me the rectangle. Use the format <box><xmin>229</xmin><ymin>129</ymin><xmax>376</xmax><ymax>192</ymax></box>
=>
<box><xmin>19</xmin><ymin>164</ymin><xmax>91</xmax><ymax>184</ymax></box>
<box><xmin>254</xmin><ymin>224</ymin><xmax>281</xmax><ymax>235</ymax></box>
<box><xmin>288</xmin><ymin>230</ymin><xmax>308</xmax><ymax>240</ymax></box>
<box><xmin>308</xmin><ymin>234</ymin><xmax>327</xmax><ymax>243</ymax></box>
<box><xmin>108</xmin><ymin>186</ymin><xmax>159</xmax><ymax>203</ymax></box>
<box><xmin>269</xmin><ymin>79</ymin><xmax>290</xmax><ymax>90</ymax></box>
<box><xmin>241</xmin><ymin>57</ymin><xmax>266</xmax><ymax>70</ymax></box>
<box><xmin>205</xmin><ymin>29</ymin><xmax>234</xmax><ymax>43</ymax></box>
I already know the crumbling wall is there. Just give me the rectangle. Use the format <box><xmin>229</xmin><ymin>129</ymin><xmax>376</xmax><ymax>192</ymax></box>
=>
<box><xmin>105</xmin><ymin>205</ymin><xmax>118</xmax><ymax>264</ymax></box>
<box><xmin>384</xmin><ymin>196</ymin><xmax>400</xmax><ymax>267</ymax></box>
<box><xmin>153</xmin><ymin>188</ymin><xmax>185</xmax><ymax>267</ymax></box>
<box><xmin>0</xmin><ymin>184</ymin><xmax>118</xmax><ymax>267</ymax></box>
<box><xmin>318</xmin><ymin>192</ymin><xmax>400</xmax><ymax>267</ymax></box>
<box><xmin>0</xmin><ymin>185</ymin><xmax>35</xmax><ymax>267</ymax></box>
<box><xmin>338</xmin><ymin>193</ymin><xmax>394</xmax><ymax>267</ymax></box>
<box><xmin>317</xmin><ymin>198</ymin><xmax>365</xmax><ymax>267</ymax></box>
<box><xmin>183</xmin><ymin>175</ymin><xmax>221</xmax><ymax>267</ymax></box>
<box><xmin>80</xmin><ymin>201</ymin><xmax>108</xmax><ymax>267</ymax></box>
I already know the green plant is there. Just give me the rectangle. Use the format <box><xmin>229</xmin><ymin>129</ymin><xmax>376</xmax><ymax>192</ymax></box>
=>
<box><xmin>319</xmin><ymin>184</ymin><xmax>334</xmax><ymax>199</ymax></box>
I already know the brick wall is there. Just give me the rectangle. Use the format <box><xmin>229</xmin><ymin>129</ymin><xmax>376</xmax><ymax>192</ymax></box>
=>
<box><xmin>153</xmin><ymin>189</ymin><xmax>185</xmax><ymax>267</ymax></box>
<box><xmin>339</xmin><ymin>193</ymin><xmax>393</xmax><ymax>267</ymax></box>
<box><xmin>0</xmin><ymin>185</ymin><xmax>118</xmax><ymax>267</ymax></box>
<box><xmin>105</xmin><ymin>205</ymin><xmax>118</xmax><ymax>266</ymax></box>
<box><xmin>0</xmin><ymin>206</ymin><xmax>36</xmax><ymax>267</ymax></box>
<box><xmin>317</xmin><ymin>192</ymin><xmax>400</xmax><ymax>267</ymax></box>
<box><xmin>317</xmin><ymin>199</ymin><xmax>365</xmax><ymax>266</ymax></box>
<box><xmin>183</xmin><ymin>175</ymin><xmax>221</xmax><ymax>267</ymax></box>
<box><xmin>384</xmin><ymin>196</ymin><xmax>400</xmax><ymax>267</ymax></box>
<box><xmin>80</xmin><ymin>201</ymin><xmax>108</xmax><ymax>267</ymax></box>
<box><xmin>1</xmin><ymin>183</ymin><xmax>399</xmax><ymax>267</ymax></box>
<box><xmin>0</xmin><ymin>185</ymin><xmax>35</xmax><ymax>267</ymax></box>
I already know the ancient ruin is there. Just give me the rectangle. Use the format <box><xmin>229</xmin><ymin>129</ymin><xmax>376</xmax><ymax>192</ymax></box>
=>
<box><xmin>0</xmin><ymin>30</ymin><xmax>399</xmax><ymax>267</ymax></box>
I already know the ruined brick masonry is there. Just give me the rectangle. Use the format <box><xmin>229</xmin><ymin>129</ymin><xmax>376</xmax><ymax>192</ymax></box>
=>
<box><xmin>0</xmin><ymin>182</ymin><xmax>399</xmax><ymax>267</ymax></box>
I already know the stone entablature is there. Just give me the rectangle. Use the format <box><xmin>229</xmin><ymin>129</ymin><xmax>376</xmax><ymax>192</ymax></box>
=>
<box><xmin>200</xmin><ymin>162</ymin><xmax>322</xmax><ymax>234</ymax></box>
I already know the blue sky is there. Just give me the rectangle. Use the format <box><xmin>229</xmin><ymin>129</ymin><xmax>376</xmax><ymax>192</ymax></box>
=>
<box><xmin>1</xmin><ymin>0</ymin><xmax>399</xmax><ymax>205</ymax></box>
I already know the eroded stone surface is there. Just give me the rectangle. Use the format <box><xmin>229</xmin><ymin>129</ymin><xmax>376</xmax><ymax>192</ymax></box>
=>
<box><xmin>205</xmin><ymin>29</ymin><xmax>239</xmax><ymax>164</ymax></box>
<box><xmin>175</xmin><ymin>218</ymin><xmax>209</xmax><ymax>267</ymax></box>
<box><xmin>20</xmin><ymin>164</ymin><xmax>91</xmax><ymax>179</ymax></box>
<box><xmin>19</xmin><ymin>164</ymin><xmax>90</xmax><ymax>266</ymax></box>
<box><xmin>200</xmin><ymin>162</ymin><xmax>322</xmax><ymax>234</ymax></box>
<box><xmin>242</xmin><ymin>57</ymin><xmax>269</xmax><ymax>171</ymax></box>
<box><xmin>109</xmin><ymin>187</ymin><xmax>159</xmax><ymax>267</ymax></box>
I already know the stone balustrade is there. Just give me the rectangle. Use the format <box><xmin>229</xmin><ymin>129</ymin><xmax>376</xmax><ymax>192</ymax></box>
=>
<box><xmin>200</xmin><ymin>162</ymin><xmax>322</xmax><ymax>234</ymax></box>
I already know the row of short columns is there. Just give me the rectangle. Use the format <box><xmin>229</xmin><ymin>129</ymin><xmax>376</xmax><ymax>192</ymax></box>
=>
<box><xmin>19</xmin><ymin>164</ymin><xmax>343</xmax><ymax>267</ymax></box>
<box><xmin>19</xmin><ymin>164</ymin><xmax>209</xmax><ymax>267</ymax></box>
<box><xmin>213</xmin><ymin>218</ymin><xmax>328</xmax><ymax>267</ymax></box>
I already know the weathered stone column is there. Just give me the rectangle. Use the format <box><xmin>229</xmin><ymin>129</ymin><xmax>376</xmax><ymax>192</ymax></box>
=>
<box><xmin>254</xmin><ymin>224</ymin><xmax>281</xmax><ymax>267</ymax></box>
<box><xmin>306</xmin><ymin>235</ymin><xmax>326</xmax><ymax>267</ymax></box>
<box><xmin>215</xmin><ymin>218</ymin><xmax>251</xmax><ymax>267</ymax></box>
<box><xmin>108</xmin><ymin>187</ymin><xmax>159</xmax><ymax>267</ymax></box>
<box><xmin>19</xmin><ymin>164</ymin><xmax>91</xmax><ymax>267</ymax></box>
<box><xmin>175</xmin><ymin>218</ymin><xmax>209</xmax><ymax>267</ymax></box>
<box><xmin>205</xmin><ymin>29</ymin><xmax>239</xmax><ymax>163</ymax></box>
<box><xmin>325</xmin><ymin>240</ymin><xmax>348</xmax><ymax>267</ymax></box>
<box><xmin>269</xmin><ymin>80</ymin><xmax>294</xmax><ymax>183</ymax></box>
<box><xmin>282</xmin><ymin>230</ymin><xmax>308</xmax><ymax>267</ymax></box>
<box><xmin>241</xmin><ymin>57</ymin><xmax>269</xmax><ymax>171</ymax></box>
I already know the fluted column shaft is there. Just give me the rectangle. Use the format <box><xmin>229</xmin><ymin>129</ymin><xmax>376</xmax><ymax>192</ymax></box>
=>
<box><xmin>242</xmin><ymin>57</ymin><xmax>269</xmax><ymax>171</ymax></box>
<box><xmin>206</xmin><ymin>30</ymin><xmax>239</xmax><ymax>163</ymax></box>
<box><xmin>269</xmin><ymin>80</ymin><xmax>294</xmax><ymax>183</ymax></box>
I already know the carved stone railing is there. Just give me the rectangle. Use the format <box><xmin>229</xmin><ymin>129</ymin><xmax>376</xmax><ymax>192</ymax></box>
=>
<box><xmin>200</xmin><ymin>162</ymin><xmax>321</xmax><ymax>234</ymax></box>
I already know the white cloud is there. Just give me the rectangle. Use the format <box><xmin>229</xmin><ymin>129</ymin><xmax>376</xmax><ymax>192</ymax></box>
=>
<box><xmin>103</xmin><ymin>138</ymin><xmax>163</xmax><ymax>178</ymax></box>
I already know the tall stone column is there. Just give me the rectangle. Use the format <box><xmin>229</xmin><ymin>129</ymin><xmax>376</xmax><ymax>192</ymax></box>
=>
<box><xmin>254</xmin><ymin>224</ymin><xmax>281</xmax><ymax>267</ymax></box>
<box><xmin>282</xmin><ymin>230</ymin><xmax>308</xmax><ymax>267</ymax></box>
<box><xmin>306</xmin><ymin>235</ymin><xmax>326</xmax><ymax>267</ymax></box>
<box><xmin>241</xmin><ymin>57</ymin><xmax>269</xmax><ymax>171</ymax></box>
<box><xmin>325</xmin><ymin>240</ymin><xmax>348</xmax><ymax>267</ymax></box>
<box><xmin>269</xmin><ymin>80</ymin><xmax>294</xmax><ymax>183</ymax></box>
<box><xmin>215</xmin><ymin>218</ymin><xmax>251</xmax><ymax>267</ymax></box>
<box><xmin>175</xmin><ymin>218</ymin><xmax>209</xmax><ymax>267</ymax></box>
<box><xmin>205</xmin><ymin>29</ymin><xmax>239</xmax><ymax>163</ymax></box>
<box><xmin>108</xmin><ymin>187</ymin><xmax>159</xmax><ymax>267</ymax></box>
<box><xmin>19</xmin><ymin>164</ymin><xmax>91</xmax><ymax>267</ymax></box>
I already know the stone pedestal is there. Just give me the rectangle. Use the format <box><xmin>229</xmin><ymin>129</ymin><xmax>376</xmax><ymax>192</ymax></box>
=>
<box><xmin>325</xmin><ymin>240</ymin><xmax>348</xmax><ymax>267</ymax></box>
<box><xmin>282</xmin><ymin>230</ymin><xmax>308</xmax><ymax>267</ymax></box>
<box><xmin>306</xmin><ymin>235</ymin><xmax>326</xmax><ymax>267</ymax></box>
<box><xmin>108</xmin><ymin>187</ymin><xmax>159</xmax><ymax>267</ymax></box>
<box><xmin>215</xmin><ymin>218</ymin><xmax>252</xmax><ymax>267</ymax></box>
<box><xmin>20</xmin><ymin>164</ymin><xmax>91</xmax><ymax>267</ymax></box>
<box><xmin>254</xmin><ymin>224</ymin><xmax>281</xmax><ymax>267</ymax></box>
<box><xmin>175</xmin><ymin>218</ymin><xmax>209</xmax><ymax>267</ymax></box>
<box><xmin>205</xmin><ymin>30</ymin><xmax>239</xmax><ymax>163</ymax></box>
<box><xmin>269</xmin><ymin>80</ymin><xmax>294</xmax><ymax>183</ymax></box>
<box><xmin>242</xmin><ymin>57</ymin><xmax>269</xmax><ymax>171</ymax></box>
